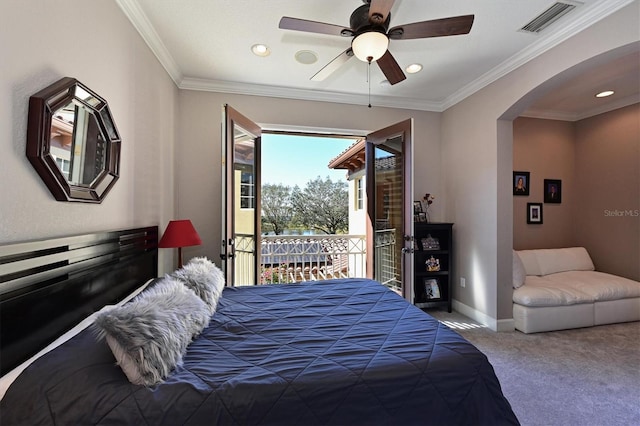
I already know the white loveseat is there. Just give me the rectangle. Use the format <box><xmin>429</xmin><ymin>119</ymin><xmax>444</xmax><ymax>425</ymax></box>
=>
<box><xmin>512</xmin><ymin>247</ymin><xmax>640</xmax><ymax>333</ymax></box>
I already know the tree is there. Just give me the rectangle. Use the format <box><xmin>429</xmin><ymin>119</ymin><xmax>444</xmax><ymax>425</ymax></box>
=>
<box><xmin>261</xmin><ymin>183</ymin><xmax>293</xmax><ymax>235</ymax></box>
<box><xmin>291</xmin><ymin>176</ymin><xmax>349</xmax><ymax>235</ymax></box>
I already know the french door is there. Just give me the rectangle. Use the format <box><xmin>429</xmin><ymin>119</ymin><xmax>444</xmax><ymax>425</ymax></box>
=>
<box><xmin>221</xmin><ymin>105</ymin><xmax>261</xmax><ymax>286</ymax></box>
<box><xmin>366</xmin><ymin>119</ymin><xmax>413</xmax><ymax>302</ymax></box>
<box><xmin>222</xmin><ymin>106</ymin><xmax>414</xmax><ymax>296</ymax></box>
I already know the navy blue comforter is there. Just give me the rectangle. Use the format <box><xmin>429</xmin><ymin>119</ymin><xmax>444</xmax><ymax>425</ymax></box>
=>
<box><xmin>1</xmin><ymin>278</ymin><xmax>518</xmax><ymax>425</ymax></box>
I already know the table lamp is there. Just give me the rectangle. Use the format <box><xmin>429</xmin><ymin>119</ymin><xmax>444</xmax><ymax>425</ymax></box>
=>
<box><xmin>158</xmin><ymin>220</ymin><xmax>202</xmax><ymax>268</ymax></box>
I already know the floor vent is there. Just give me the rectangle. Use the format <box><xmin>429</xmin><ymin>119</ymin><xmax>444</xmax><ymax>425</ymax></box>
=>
<box><xmin>520</xmin><ymin>1</ymin><xmax>581</xmax><ymax>33</ymax></box>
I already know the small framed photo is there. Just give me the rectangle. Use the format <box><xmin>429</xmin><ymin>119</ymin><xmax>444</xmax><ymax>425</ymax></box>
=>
<box><xmin>413</xmin><ymin>201</ymin><xmax>423</xmax><ymax>214</ymax></box>
<box><xmin>544</xmin><ymin>179</ymin><xmax>562</xmax><ymax>203</ymax></box>
<box><xmin>513</xmin><ymin>171</ymin><xmax>530</xmax><ymax>196</ymax></box>
<box><xmin>423</xmin><ymin>278</ymin><xmax>441</xmax><ymax>300</ymax></box>
<box><xmin>527</xmin><ymin>203</ymin><xmax>543</xmax><ymax>224</ymax></box>
<box><xmin>421</xmin><ymin>235</ymin><xmax>440</xmax><ymax>250</ymax></box>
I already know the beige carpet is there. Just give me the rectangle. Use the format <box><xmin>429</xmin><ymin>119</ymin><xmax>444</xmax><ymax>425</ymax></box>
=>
<box><xmin>427</xmin><ymin>309</ymin><xmax>640</xmax><ymax>426</ymax></box>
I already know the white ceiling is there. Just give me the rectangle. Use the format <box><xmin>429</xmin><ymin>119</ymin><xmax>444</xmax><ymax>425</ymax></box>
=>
<box><xmin>118</xmin><ymin>0</ymin><xmax>639</xmax><ymax>118</ymax></box>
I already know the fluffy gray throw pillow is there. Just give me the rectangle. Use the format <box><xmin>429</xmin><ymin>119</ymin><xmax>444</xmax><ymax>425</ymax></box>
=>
<box><xmin>171</xmin><ymin>257</ymin><xmax>225</xmax><ymax>314</ymax></box>
<box><xmin>93</xmin><ymin>277</ymin><xmax>210</xmax><ymax>386</ymax></box>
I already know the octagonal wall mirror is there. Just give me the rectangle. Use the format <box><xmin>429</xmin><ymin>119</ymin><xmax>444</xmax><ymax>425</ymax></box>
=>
<box><xmin>27</xmin><ymin>77</ymin><xmax>121</xmax><ymax>203</ymax></box>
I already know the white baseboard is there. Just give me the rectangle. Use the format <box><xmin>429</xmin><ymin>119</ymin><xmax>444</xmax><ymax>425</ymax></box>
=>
<box><xmin>452</xmin><ymin>299</ymin><xmax>515</xmax><ymax>332</ymax></box>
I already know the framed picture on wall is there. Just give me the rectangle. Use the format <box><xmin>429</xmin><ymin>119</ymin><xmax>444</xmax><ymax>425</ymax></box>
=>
<box><xmin>513</xmin><ymin>171</ymin><xmax>530</xmax><ymax>196</ymax></box>
<box><xmin>527</xmin><ymin>203</ymin><xmax>543</xmax><ymax>224</ymax></box>
<box><xmin>413</xmin><ymin>201</ymin><xmax>423</xmax><ymax>222</ymax></box>
<box><xmin>544</xmin><ymin>179</ymin><xmax>562</xmax><ymax>203</ymax></box>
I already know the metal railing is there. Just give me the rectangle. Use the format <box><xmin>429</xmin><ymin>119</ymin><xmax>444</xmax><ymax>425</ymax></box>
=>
<box><xmin>374</xmin><ymin>229</ymin><xmax>401</xmax><ymax>292</ymax></box>
<box><xmin>234</xmin><ymin>231</ymin><xmax>398</xmax><ymax>288</ymax></box>
<box><xmin>234</xmin><ymin>234</ymin><xmax>366</xmax><ymax>285</ymax></box>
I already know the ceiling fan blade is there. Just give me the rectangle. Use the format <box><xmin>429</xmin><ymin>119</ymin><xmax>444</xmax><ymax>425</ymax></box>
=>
<box><xmin>376</xmin><ymin>50</ymin><xmax>406</xmax><ymax>85</ymax></box>
<box><xmin>388</xmin><ymin>15</ymin><xmax>475</xmax><ymax>40</ymax></box>
<box><xmin>311</xmin><ymin>48</ymin><xmax>354</xmax><ymax>82</ymax></box>
<box><xmin>279</xmin><ymin>16</ymin><xmax>352</xmax><ymax>37</ymax></box>
<box><xmin>369</xmin><ymin>0</ymin><xmax>395</xmax><ymax>23</ymax></box>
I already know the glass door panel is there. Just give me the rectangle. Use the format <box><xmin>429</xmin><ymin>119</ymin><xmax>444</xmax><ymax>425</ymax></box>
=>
<box><xmin>366</xmin><ymin>119</ymin><xmax>413</xmax><ymax>301</ymax></box>
<box><xmin>222</xmin><ymin>105</ymin><xmax>261</xmax><ymax>286</ymax></box>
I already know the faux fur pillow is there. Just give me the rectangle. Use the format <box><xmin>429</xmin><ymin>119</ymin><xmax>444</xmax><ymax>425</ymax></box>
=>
<box><xmin>171</xmin><ymin>257</ymin><xmax>225</xmax><ymax>314</ymax></box>
<box><xmin>93</xmin><ymin>277</ymin><xmax>210</xmax><ymax>386</ymax></box>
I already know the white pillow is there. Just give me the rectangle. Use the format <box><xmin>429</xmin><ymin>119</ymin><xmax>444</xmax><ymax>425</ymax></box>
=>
<box><xmin>172</xmin><ymin>257</ymin><xmax>225</xmax><ymax>314</ymax></box>
<box><xmin>94</xmin><ymin>277</ymin><xmax>210</xmax><ymax>386</ymax></box>
<box><xmin>513</xmin><ymin>250</ymin><xmax>526</xmax><ymax>289</ymax></box>
<box><xmin>535</xmin><ymin>247</ymin><xmax>595</xmax><ymax>275</ymax></box>
<box><xmin>516</xmin><ymin>250</ymin><xmax>543</xmax><ymax>276</ymax></box>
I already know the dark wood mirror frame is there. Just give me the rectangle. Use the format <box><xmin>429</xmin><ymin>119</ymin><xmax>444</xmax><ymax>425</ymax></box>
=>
<box><xmin>26</xmin><ymin>77</ymin><xmax>121</xmax><ymax>203</ymax></box>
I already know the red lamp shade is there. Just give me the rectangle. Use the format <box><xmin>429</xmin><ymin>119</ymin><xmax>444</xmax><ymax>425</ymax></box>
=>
<box><xmin>158</xmin><ymin>220</ymin><xmax>202</xmax><ymax>268</ymax></box>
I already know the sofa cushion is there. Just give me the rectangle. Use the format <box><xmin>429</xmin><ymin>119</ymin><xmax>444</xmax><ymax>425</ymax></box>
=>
<box><xmin>513</xmin><ymin>250</ymin><xmax>526</xmax><ymax>289</ymax></box>
<box><xmin>515</xmin><ymin>250</ymin><xmax>542</xmax><ymax>276</ymax></box>
<box><xmin>535</xmin><ymin>247</ymin><xmax>595</xmax><ymax>275</ymax></box>
<box><xmin>513</xmin><ymin>275</ymin><xmax>594</xmax><ymax>306</ymax></box>
<box><xmin>539</xmin><ymin>271</ymin><xmax>640</xmax><ymax>301</ymax></box>
<box><xmin>516</xmin><ymin>247</ymin><xmax>594</xmax><ymax>276</ymax></box>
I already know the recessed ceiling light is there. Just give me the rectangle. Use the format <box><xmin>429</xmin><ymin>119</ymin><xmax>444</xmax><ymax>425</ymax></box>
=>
<box><xmin>295</xmin><ymin>50</ymin><xmax>318</xmax><ymax>64</ymax></box>
<box><xmin>406</xmin><ymin>63</ymin><xmax>423</xmax><ymax>74</ymax></box>
<box><xmin>251</xmin><ymin>44</ymin><xmax>270</xmax><ymax>57</ymax></box>
<box><xmin>595</xmin><ymin>90</ymin><xmax>614</xmax><ymax>98</ymax></box>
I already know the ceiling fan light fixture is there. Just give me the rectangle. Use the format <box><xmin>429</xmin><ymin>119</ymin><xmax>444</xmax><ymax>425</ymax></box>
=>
<box><xmin>406</xmin><ymin>63</ymin><xmax>423</xmax><ymax>74</ymax></box>
<box><xmin>351</xmin><ymin>31</ymin><xmax>389</xmax><ymax>62</ymax></box>
<box><xmin>251</xmin><ymin>44</ymin><xmax>270</xmax><ymax>57</ymax></box>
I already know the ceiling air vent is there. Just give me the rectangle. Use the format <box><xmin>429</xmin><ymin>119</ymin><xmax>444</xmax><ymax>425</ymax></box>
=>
<box><xmin>520</xmin><ymin>1</ymin><xmax>581</xmax><ymax>33</ymax></box>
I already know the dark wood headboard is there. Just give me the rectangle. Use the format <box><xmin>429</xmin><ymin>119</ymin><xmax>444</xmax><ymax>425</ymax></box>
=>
<box><xmin>0</xmin><ymin>226</ymin><xmax>158</xmax><ymax>376</ymax></box>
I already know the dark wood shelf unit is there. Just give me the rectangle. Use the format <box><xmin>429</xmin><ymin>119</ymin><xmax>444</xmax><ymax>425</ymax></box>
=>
<box><xmin>413</xmin><ymin>222</ymin><xmax>453</xmax><ymax>312</ymax></box>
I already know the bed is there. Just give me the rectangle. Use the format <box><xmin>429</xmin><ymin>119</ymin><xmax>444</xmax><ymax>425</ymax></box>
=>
<box><xmin>0</xmin><ymin>227</ymin><xmax>518</xmax><ymax>425</ymax></box>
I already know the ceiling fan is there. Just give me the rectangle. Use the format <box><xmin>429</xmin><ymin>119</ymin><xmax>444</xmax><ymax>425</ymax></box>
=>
<box><xmin>279</xmin><ymin>0</ymin><xmax>474</xmax><ymax>85</ymax></box>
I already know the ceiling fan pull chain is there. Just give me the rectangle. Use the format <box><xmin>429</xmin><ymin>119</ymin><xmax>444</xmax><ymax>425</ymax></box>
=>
<box><xmin>367</xmin><ymin>59</ymin><xmax>372</xmax><ymax>108</ymax></box>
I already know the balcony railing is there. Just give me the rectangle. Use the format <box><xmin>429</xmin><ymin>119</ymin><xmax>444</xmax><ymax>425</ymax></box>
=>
<box><xmin>374</xmin><ymin>229</ymin><xmax>400</xmax><ymax>292</ymax></box>
<box><xmin>233</xmin><ymin>231</ymin><xmax>398</xmax><ymax>287</ymax></box>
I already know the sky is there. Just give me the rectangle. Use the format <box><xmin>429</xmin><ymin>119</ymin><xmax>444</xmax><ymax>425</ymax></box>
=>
<box><xmin>261</xmin><ymin>133</ymin><xmax>356</xmax><ymax>188</ymax></box>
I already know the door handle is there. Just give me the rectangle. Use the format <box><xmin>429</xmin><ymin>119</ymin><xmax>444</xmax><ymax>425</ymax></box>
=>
<box><xmin>228</xmin><ymin>238</ymin><xmax>235</xmax><ymax>259</ymax></box>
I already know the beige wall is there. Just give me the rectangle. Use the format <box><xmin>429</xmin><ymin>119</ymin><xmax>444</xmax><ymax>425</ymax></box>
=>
<box><xmin>513</xmin><ymin>106</ymin><xmax>639</xmax><ymax>281</ymax></box>
<box><xmin>348</xmin><ymin>171</ymin><xmax>368</xmax><ymax>236</ymax></box>
<box><xmin>0</xmin><ymin>0</ymin><xmax>178</xmax><ymax>273</ymax></box>
<box><xmin>176</xmin><ymin>90</ymin><xmax>441</xmax><ymax>264</ymax></box>
<box><xmin>442</xmin><ymin>2</ymin><xmax>639</xmax><ymax>328</ymax></box>
<box><xmin>574</xmin><ymin>104</ymin><xmax>640</xmax><ymax>280</ymax></box>
<box><xmin>513</xmin><ymin>117</ymin><xmax>576</xmax><ymax>249</ymax></box>
<box><xmin>2</xmin><ymin>1</ymin><xmax>638</xmax><ymax>327</ymax></box>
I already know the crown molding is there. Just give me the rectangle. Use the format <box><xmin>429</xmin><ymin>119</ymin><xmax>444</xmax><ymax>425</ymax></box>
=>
<box><xmin>519</xmin><ymin>109</ymin><xmax>579</xmax><ymax>121</ymax></box>
<box><xmin>179</xmin><ymin>77</ymin><xmax>443</xmax><ymax>112</ymax></box>
<box><xmin>115</xmin><ymin>0</ymin><xmax>183</xmax><ymax>84</ymax></box>
<box><xmin>574</xmin><ymin>95</ymin><xmax>639</xmax><ymax>120</ymax></box>
<box><xmin>521</xmin><ymin>95</ymin><xmax>639</xmax><ymax>121</ymax></box>
<box><xmin>119</xmin><ymin>0</ymin><xmax>635</xmax><ymax>113</ymax></box>
<box><xmin>441</xmin><ymin>0</ymin><xmax>637</xmax><ymax>111</ymax></box>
